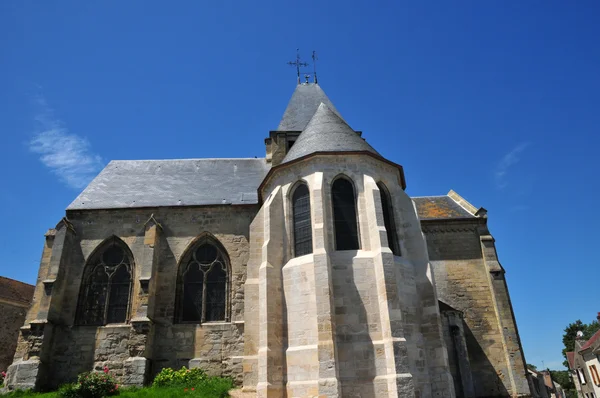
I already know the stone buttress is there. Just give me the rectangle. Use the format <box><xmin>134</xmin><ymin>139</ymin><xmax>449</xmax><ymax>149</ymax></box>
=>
<box><xmin>242</xmin><ymin>102</ymin><xmax>455</xmax><ymax>397</ymax></box>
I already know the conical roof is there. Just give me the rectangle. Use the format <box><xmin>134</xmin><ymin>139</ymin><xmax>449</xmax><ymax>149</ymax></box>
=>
<box><xmin>277</xmin><ymin>83</ymin><xmax>344</xmax><ymax>131</ymax></box>
<box><xmin>282</xmin><ymin>103</ymin><xmax>379</xmax><ymax>164</ymax></box>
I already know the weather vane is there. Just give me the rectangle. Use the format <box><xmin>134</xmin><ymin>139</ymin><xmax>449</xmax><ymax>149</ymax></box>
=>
<box><xmin>287</xmin><ymin>49</ymin><xmax>309</xmax><ymax>84</ymax></box>
<box><xmin>312</xmin><ymin>50</ymin><xmax>318</xmax><ymax>84</ymax></box>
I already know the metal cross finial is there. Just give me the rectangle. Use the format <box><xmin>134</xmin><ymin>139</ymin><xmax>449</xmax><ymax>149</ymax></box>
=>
<box><xmin>312</xmin><ymin>50</ymin><xmax>318</xmax><ymax>84</ymax></box>
<box><xmin>287</xmin><ymin>49</ymin><xmax>309</xmax><ymax>84</ymax></box>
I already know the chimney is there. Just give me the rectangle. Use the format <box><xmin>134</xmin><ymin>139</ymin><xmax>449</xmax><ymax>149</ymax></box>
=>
<box><xmin>597</xmin><ymin>312</ymin><xmax>600</xmax><ymax>322</ymax></box>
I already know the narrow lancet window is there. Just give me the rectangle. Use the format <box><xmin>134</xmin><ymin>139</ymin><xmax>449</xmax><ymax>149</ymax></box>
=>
<box><xmin>292</xmin><ymin>183</ymin><xmax>312</xmax><ymax>257</ymax></box>
<box><xmin>378</xmin><ymin>182</ymin><xmax>400</xmax><ymax>256</ymax></box>
<box><xmin>178</xmin><ymin>238</ymin><xmax>229</xmax><ymax>323</ymax></box>
<box><xmin>332</xmin><ymin>177</ymin><xmax>360</xmax><ymax>250</ymax></box>
<box><xmin>76</xmin><ymin>239</ymin><xmax>133</xmax><ymax>326</ymax></box>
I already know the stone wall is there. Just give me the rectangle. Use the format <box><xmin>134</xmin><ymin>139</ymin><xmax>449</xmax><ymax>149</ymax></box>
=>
<box><xmin>424</xmin><ymin>219</ymin><xmax>530</xmax><ymax>397</ymax></box>
<box><xmin>7</xmin><ymin>204</ymin><xmax>256</xmax><ymax>390</ymax></box>
<box><xmin>0</xmin><ymin>302</ymin><xmax>29</xmax><ymax>372</ymax></box>
<box><xmin>244</xmin><ymin>153</ymin><xmax>455</xmax><ymax>397</ymax></box>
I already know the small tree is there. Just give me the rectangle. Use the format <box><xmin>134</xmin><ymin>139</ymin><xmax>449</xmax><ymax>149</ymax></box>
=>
<box><xmin>527</xmin><ymin>363</ymin><xmax>538</xmax><ymax>371</ymax></box>
<box><xmin>550</xmin><ymin>370</ymin><xmax>574</xmax><ymax>390</ymax></box>
<box><xmin>561</xmin><ymin>319</ymin><xmax>600</xmax><ymax>368</ymax></box>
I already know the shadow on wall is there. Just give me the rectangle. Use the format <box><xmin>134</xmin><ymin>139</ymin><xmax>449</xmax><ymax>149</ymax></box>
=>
<box><xmin>47</xmin><ymin>326</ymin><xmax>97</xmax><ymax>388</ymax></box>
<box><xmin>463</xmin><ymin>323</ymin><xmax>510</xmax><ymax>398</ymax></box>
<box><xmin>151</xmin><ymin>323</ymin><xmax>197</xmax><ymax>377</ymax></box>
<box><xmin>333</xmin><ymin>252</ymin><xmax>377</xmax><ymax>398</ymax></box>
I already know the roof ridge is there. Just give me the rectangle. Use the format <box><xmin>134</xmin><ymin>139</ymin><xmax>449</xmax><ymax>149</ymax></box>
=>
<box><xmin>580</xmin><ymin>328</ymin><xmax>600</xmax><ymax>351</ymax></box>
<box><xmin>109</xmin><ymin>157</ymin><xmax>267</xmax><ymax>163</ymax></box>
<box><xmin>0</xmin><ymin>276</ymin><xmax>35</xmax><ymax>304</ymax></box>
<box><xmin>0</xmin><ymin>275</ymin><xmax>34</xmax><ymax>287</ymax></box>
<box><xmin>447</xmin><ymin>190</ymin><xmax>479</xmax><ymax>216</ymax></box>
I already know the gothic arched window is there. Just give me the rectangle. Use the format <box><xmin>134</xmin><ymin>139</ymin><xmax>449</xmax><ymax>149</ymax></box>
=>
<box><xmin>332</xmin><ymin>177</ymin><xmax>360</xmax><ymax>250</ymax></box>
<box><xmin>377</xmin><ymin>182</ymin><xmax>401</xmax><ymax>256</ymax></box>
<box><xmin>292</xmin><ymin>183</ymin><xmax>313</xmax><ymax>257</ymax></box>
<box><xmin>177</xmin><ymin>238</ymin><xmax>229</xmax><ymax>323</ymax></box>
<box><xmin>75</xmin><ymin>238</ymin><xmax>133</xmax><ymax>326</ymax></box>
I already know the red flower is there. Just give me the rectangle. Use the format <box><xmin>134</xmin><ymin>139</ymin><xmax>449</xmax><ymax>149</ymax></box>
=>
<box><xmin>191</xmin><ymin>387</ymin><xmax>195</xmax><ymax>391</ymax></box>
<box><xmin>103</xmin><ymin>366</ymin><xmax>109</xmax><ymax>374</ymax></box>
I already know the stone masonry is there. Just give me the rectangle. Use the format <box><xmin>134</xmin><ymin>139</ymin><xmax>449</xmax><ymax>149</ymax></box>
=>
<box><xmin>5</xmin><ymin>81</ymin><xmax>531</xmax><ymax>397</ymax></box>
<box><xmin>243</xmin><ymin>154</ymin><xmax>455</xmax><ymax>397</ymax></box>
<box><xmin>0</xmin><ymin>277</ymin><xmax>34</xmax><ymax>373</ymax></box>
<box><xmin>422</xmin><ymin>192</ymin><xmax>530</xmax><ymax>397</ymax></box>
<box><xmin>6</xmin><ymin>207</ymin><xmax>254</xmax><ymax>390</ymax></box>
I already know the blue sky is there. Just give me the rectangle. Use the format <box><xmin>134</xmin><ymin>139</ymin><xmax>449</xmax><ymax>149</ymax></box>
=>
<box><xmin>1</xmin><ymin>0</ymin><xmax>599</xmax><ymax>371</ymax></box>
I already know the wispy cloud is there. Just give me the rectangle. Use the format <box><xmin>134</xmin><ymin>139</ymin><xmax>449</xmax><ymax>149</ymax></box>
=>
<box><xmin>29</xmin><ymin>95</ymin><xmax>103</xmax><ymax>189</ymax></box>
<box><xmin>494</xmin><ymin>142</ymin><xmax>530</xmax><ymax>190</ymax></box>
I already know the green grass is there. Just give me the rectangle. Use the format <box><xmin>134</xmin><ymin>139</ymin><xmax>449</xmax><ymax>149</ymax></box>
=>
<box><xmin>119</xmin><ymin>384</ymin><xmax>231</xmax><ymax>397</ymax></box>
<box><xmin>2</xmin><ymin>391</ymin><xmax>58</xmax><ymax>397</ymax></box>
<box><xmin>3</xmin><ymin>381</ymin><xmax>233</xmax><ymax>398</ymax></box>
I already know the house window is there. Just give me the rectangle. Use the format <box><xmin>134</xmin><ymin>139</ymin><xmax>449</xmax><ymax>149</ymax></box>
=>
<box><xmin>177</xmin><ymin>238</ymin><xmax>229</xmax><ymax>323</ymax></box>
<box><xmin>332</xmin><ymin>177</ymin><xmax>359</xmax><ymax>250</ymax></box>
<box><xmin>577</xmin><ymin>368</ymin><xmax>587</xmax><ymax>384</ymax></box>
<box><xmin>590</xmin><ymin>364</ymin><xmax>600</xmax><ymax>385</ymax></box>
<box><xmin>377</xmin><ymin>182</ymin><xmax>400</xmax><ymax>256</ymax></box>
<box><xmin>292</xmin><ymin>183</ymin><xmax>312</xmax><ymax>257</ymax></box>
<box><xmin>75</xmin><ymin>238</ymin><xmax>133</xmax><ymax>326</ymax></box>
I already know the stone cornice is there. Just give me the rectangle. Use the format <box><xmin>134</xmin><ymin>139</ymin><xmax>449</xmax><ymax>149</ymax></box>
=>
<box><xmin>421</xmin><ymin>224</ymin><xmax>479</xmax><ymax>234</ymax></box>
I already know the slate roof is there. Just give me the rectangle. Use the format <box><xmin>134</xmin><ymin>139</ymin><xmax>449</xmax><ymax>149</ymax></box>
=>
<box><xmin>0</xmin><ymin>276</ymin><xmax>35</xmax><ymax>305</ymax></box>
<box><xmin>67</xmin><ymin>158</ymin><xmax>270</xmax><ymax>210</ymax></box>
<box><xmin>277</xmin><ymin>83</ymin><xmax>344</xmax><ymax>131</ymax></box>
<box><xmin>412</xmin><ymin>195</ymin><xmax>476</xmax><ymax>220</ymax></box>
<box><xmin>282</xmin><ymin>103</ymin><xmax>379</xmax><ymax>164</ymax></box>
<box><xmin>580</xmin><ymin>329</ymin><xmax>600</xmax><ymax>352</ymax></box>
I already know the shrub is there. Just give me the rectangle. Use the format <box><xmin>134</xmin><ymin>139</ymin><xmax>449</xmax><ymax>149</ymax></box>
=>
<box><xmin>59</xmin><ymin>368</ymin><xmax>119</xmax><ymax>398</ymax></box>
<box><xmin>152</xmin><ymin>367</ymin><xmax>207</xmax><ymax>388</ymax></box>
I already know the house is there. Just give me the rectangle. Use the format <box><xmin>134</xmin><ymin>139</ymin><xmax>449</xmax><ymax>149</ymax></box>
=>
<box><xmin>0</xmin><ymin>276</ymin><xmax>35</xmax><ymax>372</ymax></box>
<box><xmin>567</xmin><ymin>314</ymin><xmax>600</xmax><ymax>398</ymax></box>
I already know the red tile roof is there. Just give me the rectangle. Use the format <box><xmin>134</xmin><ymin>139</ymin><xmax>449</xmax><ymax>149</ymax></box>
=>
<box><xmin>0</xmin><ymin>276</ymin><xmax>35</xmax><ymax>305</ymax></box>
<box><xmin>567</xmin><ymin>351</ymin><xmax>575</xmax><ymax>369</ymax></box>
<box><xmin>580</xmin><ymin>329</ymin><xmax>600</xmax><ymax>352</ymax></box>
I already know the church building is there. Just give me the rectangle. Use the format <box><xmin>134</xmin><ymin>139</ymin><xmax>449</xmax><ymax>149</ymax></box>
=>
<box><xmin>6</xmin><ymin>78</ymin><xmax>532</xmax><ymax>397</ymax></box>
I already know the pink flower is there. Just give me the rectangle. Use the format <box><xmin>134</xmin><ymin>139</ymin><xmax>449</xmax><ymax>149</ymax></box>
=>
<box><xmin>191</xmin><ymin>387</ymin><xmax>195</xmax><ymax>391</ymax></box>
<box><xmin>103</xmin><ymin>366</ymin><xmax>109</xmax><ymax>374</ymax></box>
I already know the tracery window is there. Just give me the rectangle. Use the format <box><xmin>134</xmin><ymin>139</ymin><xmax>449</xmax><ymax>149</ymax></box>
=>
<box><xmin>377</xmin><ymin>182</ymin><xmax>401</xmax><ymax>256</ymax></box>
<box><xmin>177</xmin><ymin>238</ymin><xmax>229</xmax><ymax>323</ymax></box>
<box><xmin>332</xmin><ymin>177</ymin><xmax>360</xmax><ymax>250</ymax></box>
<box><xmin>292</xmin><ymin>183</ymin><xmax>312</xmax><ymax>257</ymax></box>
<box><xmin>75</xmin><ymin>238</ymin><xmax>133</xmax><ymax>326</ymax></box>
